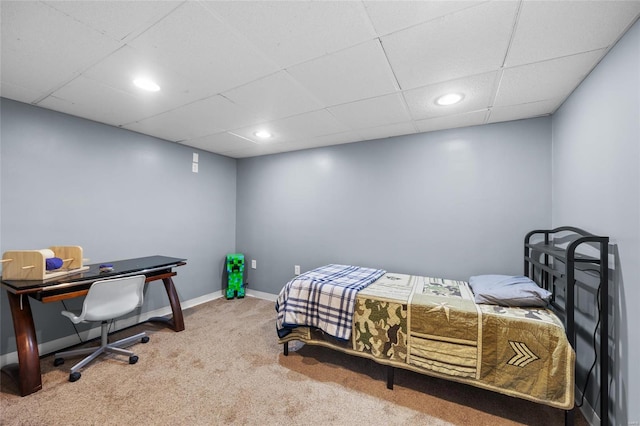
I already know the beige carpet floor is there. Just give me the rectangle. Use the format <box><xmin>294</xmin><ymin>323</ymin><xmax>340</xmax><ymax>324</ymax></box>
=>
<box><xmin>1</xmin><ymin>297</ymin><xmax>587</xmax><ymax>425</ymax></box>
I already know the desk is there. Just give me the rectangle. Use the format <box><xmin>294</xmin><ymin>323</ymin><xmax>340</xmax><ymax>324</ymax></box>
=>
<box><xmin>1</xmin><ymin>255</ymin><xmax>186</xmax><ymax>396</ymax></box>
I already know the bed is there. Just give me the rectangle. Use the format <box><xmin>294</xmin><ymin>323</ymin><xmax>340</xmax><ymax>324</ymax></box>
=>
<box><xmin>275</xmin><ymin>227</ymin><xmax>610</xmax><ymax>426</ymax></box>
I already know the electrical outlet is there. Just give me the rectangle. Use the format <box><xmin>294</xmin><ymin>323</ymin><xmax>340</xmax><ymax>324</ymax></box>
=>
<box><xmin>295</xmin><ymin>265</ymin><xmax>300</xmax><ymax>275</ymax></box>
<box><xmin>251</xmin><ymin>259</ymin><xmax>256</xmax><ymax>269</ymax></box>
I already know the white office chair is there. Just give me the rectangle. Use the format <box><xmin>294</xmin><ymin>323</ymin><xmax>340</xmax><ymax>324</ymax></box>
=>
<box><xmin>53</xmin><ymin>275</ymin><xmax>149</xmax><ymax>382</ymax></box>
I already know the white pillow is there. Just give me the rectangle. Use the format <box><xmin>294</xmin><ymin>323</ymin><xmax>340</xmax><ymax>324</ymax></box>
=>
<box><xmin>468</xmin><ymin>275</ymin><xmax>552</xmax><ymax>307</ymax></box>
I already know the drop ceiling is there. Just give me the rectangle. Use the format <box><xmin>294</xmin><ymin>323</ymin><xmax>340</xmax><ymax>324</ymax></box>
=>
<box><xmin>2</xmin><ymin>1</ymin><xmax>639</xmax><ymax>158</ymax></box>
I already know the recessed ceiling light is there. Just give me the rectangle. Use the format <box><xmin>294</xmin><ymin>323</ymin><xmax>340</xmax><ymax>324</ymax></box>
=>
<box><xmin>133</xmin><ymin>78</ymin><xmax>160</xmax><ymax>92</ymax></box>
<box><xmin>254</xmin><ymin>130</ymin><xmax>273</xmax><ymax>139</ymax></box>
<box><xmin>435</xmin><ymin>93</ymin><xmax>464</xmax><ymax>106</ymax></box>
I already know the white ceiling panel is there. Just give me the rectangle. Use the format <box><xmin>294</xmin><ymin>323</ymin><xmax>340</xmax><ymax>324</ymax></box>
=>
<box><xmin>1</xmin><ymin>1</ymin><xmax>121</xmax><ymax>96</ymax></box>
<box><xmin>222</xmin><ymin>71</ymin><xmax>323</xmax><ymax>122</ymax></box>
<box><xmin>415</xmin><ymin>110</ymin><xmax>488</xmax><ymax>134</ymax></box>
<box><xmin>124</xmin><ymin>95</ymin><xmax>264</xmax><ymax>141</ymax></box>
<box><xmin>356</xmin><ymin>122</ymin><xmax>418</xmax><ymax>142</ymax></box>
<box><xmin>202</xmin><ymin>0</ymin><xmax>376</xmax><ymax>68</ymax></box>
<box><xmin>2</xmin><ymin>1</ymin><xmax>638</xmax><ymax>158</ymax></box>
<box><xmin>127</xmin><ymin>1</ymin><xmax>278</xmax><ymax>97</ymax></box>
<box><xmin>403</xmin><ymin>72</ymin><xmax>498</xmax><ymax>120</ymax></box>
<box><xmin>328</xmin><ymin>93</ymin><xmax>411</xmax><ymax>130</ymax></box>
<box><xmin>506</xmin><ymin>1</ymin><xmax>640</xmax><ymax>67</ymax></box>
<box><xmin>304</xmin><ymin>131</ymin><xmax>365</xmax><ymax>148</ymax></box>
<box><xmin>363</xmin><ymin>1</ymin><xmax>485</xmax><ymax>36</ymax></box>
<box><xmin>218</xmin><ymin>140</ymin><xmax>292</xmax><ymax>159</ymax></box>
<box><xmin>232</xmin><ymin>110</ymin><xmax>351</xmax><ymax>144</ymax></box>
<box><xmin>276</xmin><ymin>131</ymin><xmax>366</xmax><ymax>153</ymax></box>
<box><xmin>494</xmin><ymin>50</ymin><xmax>605</xmax><ymax>107</ymax></box>
<box><xmin>79</xmin><ymin>46</ymin><xmax>208</xmax><ymax>113</ymax></box>
<box><xmin>488</xmin><ymin>99</ymin><xmax>562</xmax><ymax>124</ymax></box>
<box><xmin>181</xmin><ymin>132</ymin><xmax>258</xmax><ymax>154</ymax></box>
<box><xmin>381</xmin><ymin>1</ymin><xmax>518</xmax><ymax>90</ymax></box>
<box><xmin>287</xmin><ymin>40</ymin><xmax>398</xmax><ymax>106</ymax></box>
<box><xmin>38</xmin><ymin>75</ymin><xmax>153</xmax><ymax>126</ymax></box>
<box><xmin>43</xmin><ymin>1</ymin><xmax>182</xmax><ymax>42</ymax></box>
<box><xmin>0</xmin><ymin>81</ymin><xmax>47</xmax><ymax>105</ymax></box>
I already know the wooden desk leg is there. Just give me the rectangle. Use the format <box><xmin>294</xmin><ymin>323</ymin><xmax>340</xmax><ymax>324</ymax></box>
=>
<box><xmin>148</xmin><ymin>277</ymin><xmax>185</xmax><ymax>332</ymax></box>
<box><xmin>1</xmin><ymin>291</ymin><xmax>42</xmax><ymax>396</ymax></box>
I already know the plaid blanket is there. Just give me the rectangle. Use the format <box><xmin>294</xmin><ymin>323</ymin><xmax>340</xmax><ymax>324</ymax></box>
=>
<box><xmin>276</xmin><ymin>264</ymin><xmax>386</xmax><ymax>340</ymax></box>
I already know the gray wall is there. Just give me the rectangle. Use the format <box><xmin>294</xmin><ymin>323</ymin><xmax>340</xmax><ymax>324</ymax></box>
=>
<box><xmin>552</xmin><ymin>19</ymin><xmax>640</xmax><ymax>426</ymax></box>
<box><xmin>236</xmin><ymin>118</ymin><xmax>552</xmax><ymax>295</ymax></box>
<box><xmin>0</xmin><ymin>98</ymin><xmax>236</xmax><ymax>355</ymax></box>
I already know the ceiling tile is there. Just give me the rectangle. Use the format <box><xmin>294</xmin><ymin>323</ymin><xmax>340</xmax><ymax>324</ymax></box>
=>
<box><xmin>357</xmin><ymin>122</ymin><xmax>418</xmax><ymax>142</ymax></box>
<box><xmin>299</xmin><ymin>131</ymin><xmax>365</xmax><ymax>149</ymax></box>
<box><xmin>232</xmin><ymin>110</ymin><xmax>351</xmax><ymax>144</ymax></box>
<box><xmin>3</xmin><ymin>1</ymin><xmax>638</xmax><ymax>159</ymax></box>
<box><xmin>328</xmin><ymin>93</ymin><xmax>411</xmax><ymax>130</ymax></box>
<box><xmin>415</xmin><ymin>110</ymin><xmax>488</xmax><ymax>133</ymax></box>
<box><xmin>1</xmin><ymin>1</ymin><xmax>121</xmax><ymax>95</ymax></box>
<box><xmin>287</xmin><ymin>40</ymin><xmax>398</xmax><ymax>107</ymax></box>
<box><xmin>43</xmin><ymin>1</ymin><xmax>181</xmax><ymax>42</ymax></box>
<box><xmin>363</xmin><ymin>1</ymin><xmax>485</xmax><ymax>36</ymax></box>
<box><xmin>0</xmin><ymin>81</ymin><xmax>48</xmax><ymax>104</ymax></box>
<box><xmin>381</xmin><ymin>1</ymin><xmax>518</xmax><ymax>90</ymax></box>
<box><xmin>222</xmin><ymin>71</ymin><xmax>323</xmax><ymax>122</ymax></box>
<box><xmin>217</xmin><ymin>142</ymin><xmax>289</xmax><ymax>159</ymax></box>
<box><xmin>506</xmin><ymin>1</ymin><xmax>640</xmax><ymax>67</ymax></box>
<box><xmin>80</xmin><ymin>45</ymin><xmax>208</xmax><ymax>112</ymax></box>
<box><xmin>124</xmin><ymin>95</ymin><xmax>264</xmax><ymax>141</ymax></box>
<box><xmin>180</xmin><ymin>132</ymin><xmax>258</xmax><ymax>154</ymax></box>
<box><xmin>127</xmin><ymin>2</ymin><xmax>278</xmax><ymax>96</ymax></box>
<box><xmin>263</xmin><ymin>131</ymin><xmax>365</xmax><ymax>155</ymax></box>
<box><xmin>487</xmin><ymin>99</ymin><xmax>562</xmax><ymax>124</ymax></box>
<box><xmin>37</xmin><ymin>75</ymin><xmax>153</xmax><ymax>126</ymax></box>
<box><xmin>202</xmin><ymin>1</ymin><xmax>376</xmax><ymax>68</ymax></box>
<box><xmin>494</xmin><ymin>50</ymin><xmax>604</xmax><ymax>107</ymax></box>
<box><xmin>403</xmin><ymin>72</ymin><xmax>497</xmax><ymax>120</ymax></box>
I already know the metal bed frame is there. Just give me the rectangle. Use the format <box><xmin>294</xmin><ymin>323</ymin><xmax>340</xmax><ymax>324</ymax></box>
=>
<box><xmin>524</xmin><ymin>226</ymin><xmax>609</xmax><ymax>426</ymax></box>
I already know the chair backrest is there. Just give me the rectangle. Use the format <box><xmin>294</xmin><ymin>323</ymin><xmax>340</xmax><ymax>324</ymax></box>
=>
<box><xmin>79</xmin><ymin>275</ymin><xmax>146</xmax><ymax>322</ymax></box>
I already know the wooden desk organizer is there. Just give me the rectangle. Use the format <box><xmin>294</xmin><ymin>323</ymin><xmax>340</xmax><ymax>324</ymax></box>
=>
<box><xmin>1</xmin><ymin>246</ymin><xmax>88</xmax><ymax>280</ymax></box>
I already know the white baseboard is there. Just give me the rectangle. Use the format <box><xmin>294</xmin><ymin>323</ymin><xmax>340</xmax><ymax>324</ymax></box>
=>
<box><xmin>575</xmin><ymin>384</ymin><xmax>600</xmax><ymax>426</ymax></box>
<box><xmin>0</xmin><ymin>290</ymin><xmax>228</xmax><ymax>368</ymax></box>
<box><xmin>182</xmin><ymin>291</ymin><xmax>224</xmax><ymax>309</ymax></box>
<box><xmin>246</xmin><ymin>288</ymin><xmax>277</xmax><ymax>302</ymax></box>
<box><xmin>0</xmin><ymin>289</ymin><xmax>279</xmax><ymax>368</ymax></box>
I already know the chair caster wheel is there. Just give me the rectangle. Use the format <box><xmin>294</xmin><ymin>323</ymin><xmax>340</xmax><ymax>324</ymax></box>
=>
<box><xmin>141</xmin><ymin>336</ymin><xmax>150</xmax><ymax>343</ymax></box>
<box><xmin>129</xmin><ymin>355</ymin><xmax>139</xmax><ymax>364</ymax></box>
<box><xmin>54</xmin><ymin>358</ymin><xmax>64</xmax><ymax>366</ymax></box>
<box><xmin>69</xmin><ymin>372</ymin><xmax>81</xmax><ymax>382</ymax></box>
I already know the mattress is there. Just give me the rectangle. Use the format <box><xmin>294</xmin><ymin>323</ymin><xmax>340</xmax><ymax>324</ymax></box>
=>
<box><xmin>277</xmin><ymin>271</ymin><xmax>575</xmax><ymax>409</ymax></box>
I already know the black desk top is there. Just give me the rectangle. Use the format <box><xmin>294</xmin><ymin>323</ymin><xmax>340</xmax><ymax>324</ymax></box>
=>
<box><xmin>1</xmin><ymin>255</ymin><xmax>186</xmax><ymax>293</ymax></box>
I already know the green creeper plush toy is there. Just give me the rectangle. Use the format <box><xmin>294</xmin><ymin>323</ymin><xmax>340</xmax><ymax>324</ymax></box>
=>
<box><xmin>226</xmin><ymin>253</ymin><xmax>245</xmax><ymax>299</ymax></box>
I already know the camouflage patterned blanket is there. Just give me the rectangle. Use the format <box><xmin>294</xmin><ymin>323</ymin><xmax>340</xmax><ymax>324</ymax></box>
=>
<box><xmin>279</xmin><ymin>272</ymin><xmax>575</xmax><ymax>409</ymax></box>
